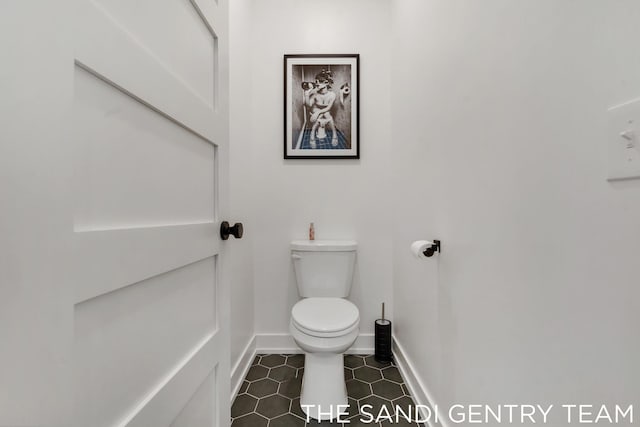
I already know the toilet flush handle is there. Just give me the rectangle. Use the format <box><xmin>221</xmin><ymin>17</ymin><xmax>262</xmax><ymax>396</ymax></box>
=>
<box><xmin>291</xmin><ymin>254</ymin><xmax>302</xmax><ymax>260</ymax></box>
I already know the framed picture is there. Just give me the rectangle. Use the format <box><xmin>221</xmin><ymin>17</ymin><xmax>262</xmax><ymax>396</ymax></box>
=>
<box><xmin>284</xmin><ymin>54</ymin><xmax>359</xmax><ymax>159</ymax></box>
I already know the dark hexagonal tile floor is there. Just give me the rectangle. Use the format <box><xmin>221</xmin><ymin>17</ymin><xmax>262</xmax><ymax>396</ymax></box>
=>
<box><xmin>231</xmin><ymin>354</ymin><xmax>424</xmax><ymax>426</ymax></box>
<box><xmin>346</xmin><ymin>379</ymin><xmax>371</xmax><ymax>400</ymax></box>
<box><xmin>353</xmin><ymin>366</ymin><xmax>383</xmax><ymax>383</ymax></box>
<box><xmin>231</xmin><ymin>393</ymin><xmax>257</xmax><ymax>418</ymax></box>
<box><xmin>247</xmin><ymin>378</ymin><xmax>279</xmax><ymax>398</ymax></box>
<box><xmin>371</xmin><ymin>380</ymin><xmax>404</xmax><ymax>401</ymax></box>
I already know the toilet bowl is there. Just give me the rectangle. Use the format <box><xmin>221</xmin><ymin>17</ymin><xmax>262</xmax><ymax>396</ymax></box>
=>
<box><xmin>290</xmin><ymin>297</ymin><xmax>359</xmax><ymax>421</ymax></box>
<box><xmin>289</xmin><ymin>239</ymin><xmax>359</xmax><ymax>421</ymax></box>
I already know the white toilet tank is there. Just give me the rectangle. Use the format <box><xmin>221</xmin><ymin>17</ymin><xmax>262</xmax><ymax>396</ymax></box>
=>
<box><xmin>291</xmin><ymin>240</ymin><xmax>357</xmax><ymax>298</ymax></box>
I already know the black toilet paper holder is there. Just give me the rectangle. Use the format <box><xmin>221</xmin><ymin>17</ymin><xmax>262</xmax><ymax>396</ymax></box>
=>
<box><xmin>423</xmin><ymin>240</ymin><xmax>441</xmax><ymax>257</ymax></box>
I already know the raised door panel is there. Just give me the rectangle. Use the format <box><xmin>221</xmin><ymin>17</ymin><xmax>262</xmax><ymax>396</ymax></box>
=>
<box><xmin>72</xmin><ymin>0</ymin><xmax>228</xmax><ymax>426</ymax></box>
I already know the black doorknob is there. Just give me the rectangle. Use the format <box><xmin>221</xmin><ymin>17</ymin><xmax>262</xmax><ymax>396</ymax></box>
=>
<box><xmin>220</xmin><ymin>221</ymin><xmax>243</xmax><ymax>240</ymax></box>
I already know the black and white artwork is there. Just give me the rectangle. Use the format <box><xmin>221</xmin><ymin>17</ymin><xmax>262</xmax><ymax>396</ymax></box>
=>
<box><xmin>284</xmin><ymin>54</ymin><xmax>359</xmax><ymax>159</ymax></box>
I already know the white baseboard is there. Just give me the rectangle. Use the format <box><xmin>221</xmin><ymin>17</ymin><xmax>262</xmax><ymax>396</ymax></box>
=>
<box><xmin>393</xmin><ymin>337</ymin><xmax>448</xmax><ymax>427</ymax></box>
<box><xmin>230</xmin><ymin>336</ymin><xmax>256</xmax><ymax>399</ymax></box>
<box><xmin>255</xmin><ymin>333</ymin><xmax>374</xmax><ymax>354</ymax></box>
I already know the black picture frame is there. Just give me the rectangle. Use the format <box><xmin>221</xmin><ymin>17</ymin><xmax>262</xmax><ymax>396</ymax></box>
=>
<box><xmin>284</xmin><ymin>54</ymin><xmax>360</xmax><ymax>159</ymax></box>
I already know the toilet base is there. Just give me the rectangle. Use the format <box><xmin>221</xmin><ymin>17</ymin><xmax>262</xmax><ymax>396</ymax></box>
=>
<box><xmin>300</xmin><ymin>352</ymin><xmax>348</xmax><ymax>421</ymax></box>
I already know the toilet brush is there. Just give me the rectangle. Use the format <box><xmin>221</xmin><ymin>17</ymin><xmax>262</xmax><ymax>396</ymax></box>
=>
<box><xmin>375</xmin><ymin>303</ymin><xmax>393</xmax><ymax>362</ymax></box>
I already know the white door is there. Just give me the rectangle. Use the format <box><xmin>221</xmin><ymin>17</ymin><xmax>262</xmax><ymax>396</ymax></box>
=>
<box><xmin>0</xmin><ymin>1</ymin><xmax>231</xmax><ymax>426</ymax></box>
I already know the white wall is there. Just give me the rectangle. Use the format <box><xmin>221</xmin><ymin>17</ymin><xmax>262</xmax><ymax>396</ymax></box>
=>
<box><xmin>391</xmin><ymin>0</ymin><xmax>640</xmax><ymax>423</ymax></box>
<box><xmin>244</xmin><ymin>0</ymin><xmax>394</xmax><ymax>346</ymax></box>
<box><xmin>229</xmin><ymin>0</ymin><xmax>256</xmax><ymax>370</ymax></box>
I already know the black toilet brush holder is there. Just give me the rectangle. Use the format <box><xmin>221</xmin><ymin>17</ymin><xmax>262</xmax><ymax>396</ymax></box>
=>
<box><xmin>375</xmin><ymin>303</ymin><xmax>393</xmax><ymax>362</ymax></box>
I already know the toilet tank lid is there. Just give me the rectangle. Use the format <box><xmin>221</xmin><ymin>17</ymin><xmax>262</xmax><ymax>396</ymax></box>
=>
<box><xmin>290</xmin><ymin>240</ymin><xmax>357</xmax><ymax>251</ymax></box>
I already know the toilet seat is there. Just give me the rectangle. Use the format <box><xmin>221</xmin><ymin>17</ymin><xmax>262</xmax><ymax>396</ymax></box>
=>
<box><xmin>291</xmin><ymin>297</ymin><xmax>359</xmax><ymax>338</ymax></box>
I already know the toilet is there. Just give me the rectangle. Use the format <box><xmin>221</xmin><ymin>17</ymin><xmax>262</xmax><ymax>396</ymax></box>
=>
<box><xmin>289</xmin><ymin>240</ymin><xmax>359</xmax><ymax>421</ymax></box>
